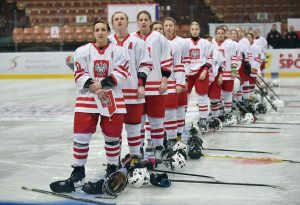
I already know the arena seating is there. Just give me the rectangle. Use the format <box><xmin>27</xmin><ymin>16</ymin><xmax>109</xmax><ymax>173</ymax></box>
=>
<box><xmin>205</xmin><ymin>0</ymin><xmax>300</xmax><ymax>23</ymax></box>
<box><xmin>6</xmin><ymin>0</ymin><xmax>300</xmax><ymax>45</ymax></box>
<box><xmin>11</xmin><ymin>0</ymin><xmax>156</xmax><ymax>44</ymax></box>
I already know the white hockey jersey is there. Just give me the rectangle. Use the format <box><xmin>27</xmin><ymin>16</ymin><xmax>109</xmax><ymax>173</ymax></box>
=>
<box><xmin>239</xmin><ymin>37</ymin><xmax>251</xmax><ymax>57</ymax></box>
<box><xmin>254</xmin><ymin>36</ymin><xmax>268</xmax><ymax>61</ymax></box>
<box><xmin>167</xmin><ymin>40</ymin><xmax>185</xmax><ymax>94</ymax></box>
<box><xmin>135</xmin><ymin>31</ymin><xmax>172</xmax><ymax>96</ymax></box>
<box><xmin>212</xmin><ymin>39</ymin><xmax>238</xmax><ymax>80</ymax></box>
<box><xmin>209</xmin><ymin>48</ymin><xmax>225</xmax><ymax>83</ymax></box>
<box><xmin>246</xmin><ymin>43</ymin><xmax>262</xmax><ymax>78</ymax></box>
<box><xmin>170</xmin><ymin>36</ymin><xmax>189</xmax><ymax>78</ymax></box>
<box><xmin>185</xmin><ymin>38</ymin><xmax>213</xmax><ymax>76</ymax></box>
<box><xmin>231</xmin><ymin>40</ymin><xmax>242</xmax><ymax>69</ymax></box>
<box><xmin>73</xmin><ymin>42</ymin><xmax>129</xmax><ymax>115</ymax></box>
<box><xmin>109</xmin><ymin>33</ymin><xmax>153</xmax><ymax>104</ymax></box>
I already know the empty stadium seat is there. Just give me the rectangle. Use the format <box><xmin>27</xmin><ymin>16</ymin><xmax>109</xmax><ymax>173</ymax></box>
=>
<box><xmin>33</xmin><ymin>26</ymin><xmax>44</xmax><ymax>43</ymax></box>
<box><xmin>86</xmin><ymin>26</ymin><xmax>94</xmax><ymax>42</ymax></box>
<box><xmin>23</xmin><ymin>27</ymin><xmax>34</xmax><ymax>43</ymax></box>
<box><xmin>43</xmin><ymin>27</ymin><xmax>54</xmax><ymax>43</ymax></box>
<box><xmin>75</xmin><ymin>26</ymin><xmax>86</xmax><ymax>42</ymax></box>
<box><xmin>13</xmin><ymin>28</ymin><xmax>24</xmax><ymax>43</ymax></box>
<box><xmin>63</xmin><ymin>25</ymin><xmax>75</xmax><ymax>42</ymax></box>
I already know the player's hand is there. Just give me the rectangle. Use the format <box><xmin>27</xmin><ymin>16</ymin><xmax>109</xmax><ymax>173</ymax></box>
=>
<box><xmin>184</xmin><ymin>82</ymin><xmax>188</xmax><ymax>91</ymax></box>
<box><xmin>95</xmin><ymin>89</ymin><xmax>106</xmax><ymax>99</ymax></box>
<box><xmin>89</xmin><ymin>82</ymin><xmax>102</xmax><ymax>93</ymax></box>
<box><xmin>176</xmin><ymin>85</ymin><xmax>183</xmax><ymax>94</ymax></box>
<box><xmin>218</xmin><ymin>74</ymin><xmax>223</xmax><ymax>85</ymax></box>
<box><xmin>137</xmin><ymin>86</ymin><xmax>145</xmax><ymax>99</ymax></box>
<box><xmin>199</xmin><ymin>70</ymin><xmax>207</xmax><ymax>80</ymax></box>
<box><xmin>159</xmin><ymin>77</ymin><xmax>168</xmax><ymax>94</ymax></box>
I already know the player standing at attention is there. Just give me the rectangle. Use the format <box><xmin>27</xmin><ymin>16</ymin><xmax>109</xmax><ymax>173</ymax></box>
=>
<box><xmin>163</xmin><ymin>17</ymin><xmax>188</xmax><ymax>141</ymax></box>
<box><xmin>186</xmin><ymin>22</ymin><xmax>213</xmax><ymax>132</ymax></box>
<box><xmin>136</xmin><ymin>11</ymin><xmax>172</xmax><ymax>161</ymax></box>
<box><xmin>212</xmin><ymin>26</ymin><xmax>239</xmax><ymax>126</ymax></box>
<box><xmin>50</xmin><ymin>20</ymin><xmax>129</xmax><ymax>193</ymax></box>
<box><xmin>109</xmin><ymin>11</ymin><xmax>153</xmax><ymax>167</ymax></box>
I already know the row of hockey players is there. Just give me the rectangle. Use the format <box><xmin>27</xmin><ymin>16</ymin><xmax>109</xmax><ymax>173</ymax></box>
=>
<box><xmin>49</xmin><ymin>10</ymin><xmax>267</xmax><ymax>195</ymax></box>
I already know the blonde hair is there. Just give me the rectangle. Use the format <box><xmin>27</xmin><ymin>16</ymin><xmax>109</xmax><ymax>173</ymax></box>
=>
<box><xmin>190</xmin><ymin>21</ymin><xmax>200</xmax><ymax>28</ymax></box>
<box><xmin>111</xmin><ymin>11</ymin><xmax>129</xmax><ymax>24</ymax></box>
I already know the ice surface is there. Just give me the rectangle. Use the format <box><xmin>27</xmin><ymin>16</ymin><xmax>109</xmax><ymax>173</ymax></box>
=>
<box><xmin>0</xmin><ymin>79</ymin><xmax>300</xmax><ymax>205</ymax></box>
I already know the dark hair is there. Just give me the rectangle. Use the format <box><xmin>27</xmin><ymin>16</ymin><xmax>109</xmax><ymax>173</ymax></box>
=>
<box><xmin>93</xmin><ymin>20</ymin><xmax>111</xmax><ymax>32</ymax></box>
<box><xmin>215</xmin><ymin>26</ymin><xmax>225</xmax><ymax>34</ymax></box>
<box><xmin>230</xmin><ymin>29</ymin><xmax>238</xmax><ymax>35</ymax></box>
<box><xmin>111</xmin><ymin>11</ymin><xmax>129</xmax><ymax>24</ymax></box>
<box><xmin>137</xmin><ymin>10</ymin><xmax>152</xmax><ymax>21</ymax></box>
<box><xmin>246</xmin><ymin>32</ymin><xmax>254</xmax><ymax>38</ymax></box>
<box><xmin>163</xmin><ymin>17</ymin><xmax>176</xmax><ymax>25</ymax></box>
<box><xmin>150</xmin><ymin>21</ymin><xmax>163</xmax><ymax>31</ymax></box>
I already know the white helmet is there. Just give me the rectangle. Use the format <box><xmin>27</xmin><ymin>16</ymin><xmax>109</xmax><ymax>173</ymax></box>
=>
<box><xmin>233</xmin><ymin>78</ymin><xmax>241</xmax><ymax>93</ymax></box>
<box><xmin>162</xmin><ymin>150</ymin><xmax>186</xmax><ymax>170</ymax></box>
<box><xmin>273</xmin><ymin>99</ymin><xmax>284</xmax><ymax>112</ymax></box>
<box><xmin>128</xmin><ymin>168</ymin><xmax>150</xmax><ymax>188</ymax></box>
<box><xmin>239</xmin><ymin>113</ymin><xmax>254</xmax><ymax>124</ymax></box>
<box><xmin>223</xmin><ymin>114</ymin><xmax>238</xmax><ymax>126</ymax></box>
<box><xmin>172</xmin><ymin>141</ymin><xmax>188</xmax><ymax>153</ymax></box>
<box><xmin>271</xmin><ymin>79</ymin><xmax>280</xmax><ymax>87</ymax></box>
<box><xmin>170</xmin><ymin>151</ymin><xmax>186</xmax><ymax>170</ymax></box>
<box><xmin>262</xmin><ymin>97</ymin><xmax>273</xmax><ymax>112</ymax></box>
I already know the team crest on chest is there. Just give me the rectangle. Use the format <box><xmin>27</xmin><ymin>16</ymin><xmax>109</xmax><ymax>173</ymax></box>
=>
<box><xmin>93</xmin><ymin>60</ymin><xmax>109</xmax><ymax>78</ymax></box>
<box><xmin>189</xmin><ymin>48</ymin><xmax>200</xmax><ymax>59</ymax></box>
<box><xmin>100</xmin><ymin>95</ymin><xmax>112</xmax><ymax>107</ymax></box>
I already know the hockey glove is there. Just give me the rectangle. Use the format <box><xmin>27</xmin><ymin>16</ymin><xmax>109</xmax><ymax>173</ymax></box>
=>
<box><xmin>150</xmin><ymin>173</ymin><xmax>171</xmax><ymax>187</ymax></box>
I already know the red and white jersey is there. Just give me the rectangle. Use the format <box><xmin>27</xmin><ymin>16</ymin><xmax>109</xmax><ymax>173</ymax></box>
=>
<box><xmin>136</xmin><ymin>31</ymin><xmax>172</xmax><ymax>96</ymax></box>
<box><xmin>185</xmin><ymin>38</ymin><xmax>213</xmax><ymax>76</ymax></box>
<box><xmin>212</xmin><ymin>39</ymin><xmax>238</xmax><ymax>80</ymax></box>
<box><xmin>246</xmin><ymin>43</ymin><xmax>262</xmax><ymax>78</ymax></box>
<box><xmin>170</xmin><ymin>36</ymin><xmax>189</xmax><ymax>76</ymax></box>
<box><xmin>239</xmin><ymin>37</ymin><xmax>250</xmax><ymax>58</ymax></box>
<box><xmin>73</xmin><ymin>42</ymin><xmax>129</xmax><ymax>114</ymax></box>
<box><xmin>167</xmin><ymin>40</ymin><xmax>185</xmax><ymax>94</ymax></box>
<box><xmin>209</xmin><ymin>48</ymin><xmax>225</xmax><ymax>83</ymax></box>
<box><xmin>109</xmin><ymin>33</ymin><xmax>153</xmax><ymax>104</ymax></box>
<box><xmin>254</xmin><ymin>36</ymin><xmax>267</xmax><ymax>61</ymax></box>
<box><xmin>232</xmin><ymin>40</ymin><xmax>243</xmax><ymax>68</ymax></box>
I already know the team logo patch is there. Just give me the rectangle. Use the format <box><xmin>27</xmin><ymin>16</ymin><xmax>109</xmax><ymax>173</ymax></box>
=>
<box><xmin>189</xmin><ymin>48</ymin><xmax>200</xmax><ymax>59</ymax></box>
<box><xmin>94</xmin><ymin>60</ymin><xmax>109</xmax><ymax>78</ymax></box>
<box><xmin>100</xmin><ymin>95</ymin><xmax>112</xmax><ymax>108</ymax></box>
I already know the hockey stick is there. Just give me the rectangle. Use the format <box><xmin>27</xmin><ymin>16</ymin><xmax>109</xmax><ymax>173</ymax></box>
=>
<box><xmin>255</xmin><ymin>122</ymin><xmax>300</xmax><ymax>125</ymax></box>
<box><xmin>170</xmin><ymin>179</ymin><xmax>281</xmax><ymax>189</ymax></box>
<box><xmin>228</xmin><ymin>125</ymin><xmax>280</xmax><ymax>129</ymax></box>
<box><xmin>151</xmin><ymin>169</ymin><xmax>216</xmax><ymax>180</ymax></box>
<box><xmin>202</xmin><ymin>148</ymin><xmax>279</xmax><ymax>154</ymax></box>
<box><xmin>215</xmin><ymin>130</ymin><xmax>280</xmax><ymax>134</ymax></box>
<box><xmin>257</xmin><ymin>75</ymin><xmax>281</xmax><ymax>100</ymax></box>
<box><xmin>252</xmin><ymin>77</ymin><xmax>277</xmax><ymax>112</ymax></box>
<box><xmin>233</xmin><ymin>98</ymin><xmax>252</xmax><ymax>114</ymax></box>
<box><xmin>21</xmin><ymin>187</ymin><xmax>116</xmax><ymax>203</ymax></box>
<box><xmin>203</xmin><ymin>154</ymin><xmax>300</xmax><ymax>164</ymax></box>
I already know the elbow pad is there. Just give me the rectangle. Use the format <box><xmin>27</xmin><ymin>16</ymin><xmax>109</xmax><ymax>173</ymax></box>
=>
<box><xmin>100</xmin><ymin>76</ymin><xmax>116</xmax><ymax>89</ymax></box>
<box><xmin>137</xmin><ymin>72</ymin><xmax>147</xmax><ymax>87</ymax></box>
<box><xmin>161</xmin><ymin>70</ymin><xmax>171</xmax><ymax>78</ymax></box>
<box><xmin>203</xmin><ymin>63</ymin><xmax>212</xmax><ymax>69</ymax></box>
<box><xmin>83</xmin><ymin>78</ymin><xmax>94</xmax><ymax>89</ymax></box>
